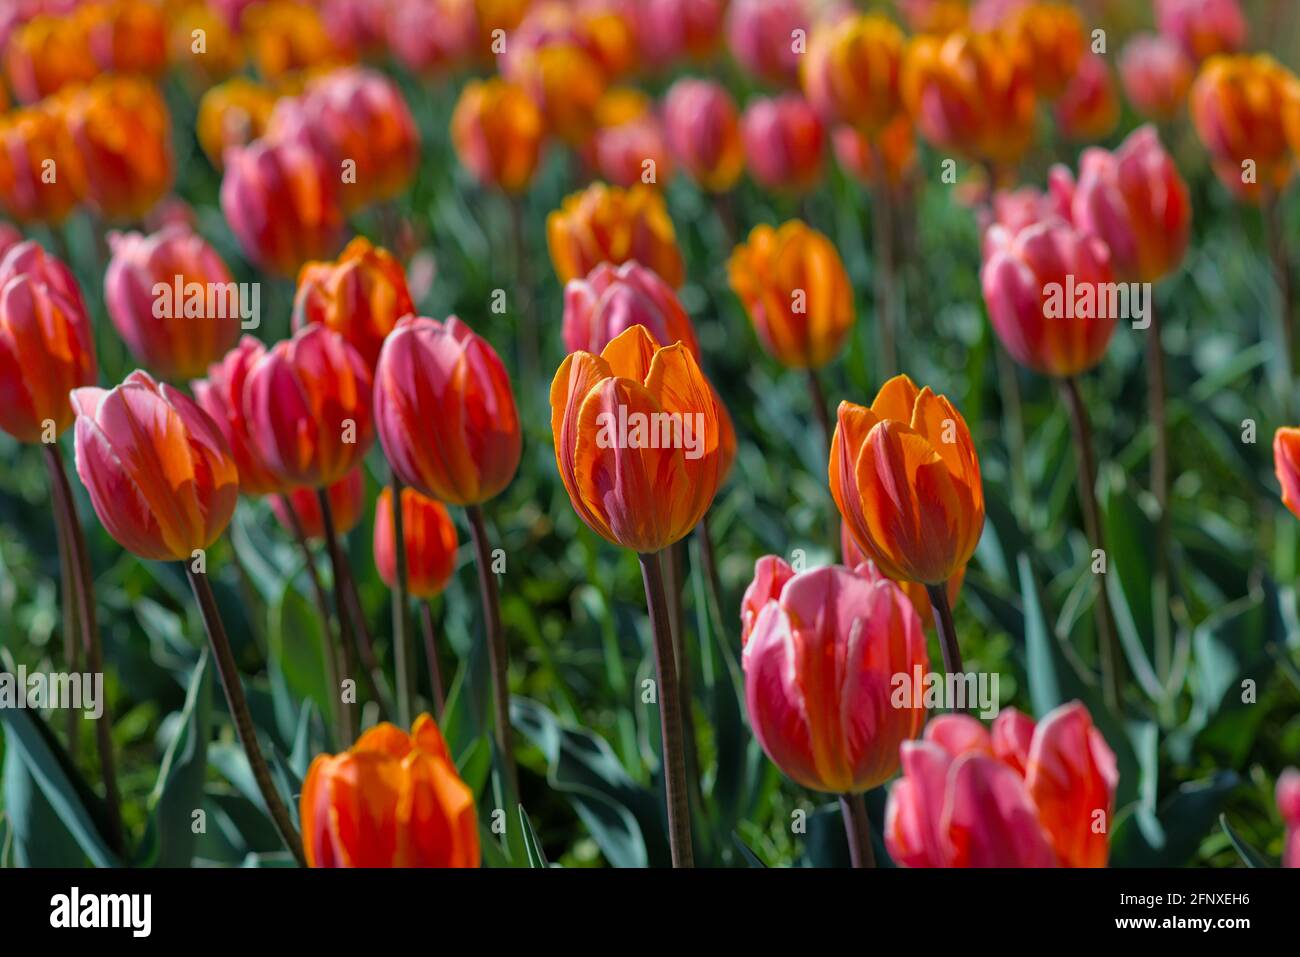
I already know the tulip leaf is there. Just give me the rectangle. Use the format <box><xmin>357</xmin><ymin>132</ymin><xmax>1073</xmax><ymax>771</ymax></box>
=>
<box><xmin>1218</xmin><ymin>814</ymin><xmax>1275</xmax><ymax>868</ymax></box>
<box><xmin>518</xmin><ymin>805</ymin><xmax>549</xmax><ymax>868</ymax></box>
<box><xmin>732</xmin><ymin>832</ymin><xmax>768</xmax><ymax>868</ymax></box>
<box><xmin>1017</xmin><ymin>553</ymin><xmax>1087</xmax><ymax>718</ymax></box>
<box><xmin>1110</xmin><ymin>771</ymin><xmax>1239</xmax><ymax>867</ymax></box>
<box><xmin>269</xmin><ymin>581</ymin><xmax>334</xmax><ymax>742</ymax></box>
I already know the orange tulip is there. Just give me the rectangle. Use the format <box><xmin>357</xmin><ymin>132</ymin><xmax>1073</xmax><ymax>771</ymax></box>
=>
<box><xmin>4</xmin><ymin>13</ymin><xmax>97</xmax><ymax>105</ymax></box>
<box><xmin>169</xmin><ymin>3</ymin><xmax>244</xmax><ymax>85</ymax></box>
<box><xmin>80</xmin><ymin>0</ymin><xmax>168</xmax><ymax>78</ymax></box>
<box><xmin>293</xmin><ymin>237</ymin><xmax>415</xmax><ymax>371</ymax></box>
<box><xmin>550</xmin><ymin>325</ymin><xmax>727</xmax><ymax>554</ymax></box>
<box><xmin>547</xmin><ymin>182</ymin><xmax>684</xmax><ymax>287</ymax></box>
<box><xmin>244</xmin><ymin>0</ymin><xmax>347</xmax><ymax>81</ymax></box>
<box><xmin>374</xmin><ymin>316</ymin><xmax>521</xmax><ymax>507</ymax></box>
<box><xmin>727</xmin><ymin>220</ymin><xmax>854</xmax><ymax>371</ymax></box>
<box><xmin>1275</xmin><ymin>427</ymin><xmax>1300</xmax><ymax>521</ymax></box>
<box><xmin>62</xmin><ymin>76</ymin><xmax>174</xmax><ymax>223</ymax></box>
<box><xmin>71</xmin><ymin>370</ymin><xmax>238</xmax><ymax>562</ymax></box>
<box><xmin>0</xmin><ymin>241</ymin><xmax>96</xmax><ymax>444</ymax></box>
<box><xmin>1003</xmin><ymin>2</ymin><xmax>1085</xmax><ymax>100</ymax></box>
<box><xmin>196</xmin><ymin>78</ymin><xmax>279</xmax><ymax>172</ymax></box>
<box><xmin>901</xmin><ymin>30</ymin><xmax>1037</xmax><ymax>165</ymax></box>
<box><xmin>1191</xmin><ymin>54</ymin><xmax>1298</xmax><ymax>203</ymax></box>
<box><xmin>450</xmin><ymin>78</ymin><xmax>546</xmax><ymax>195</ymax></box>
<box><xmin>0</xmin><ymin>104</ymin><xmax>85</xmax><ymax>226</ymax></box>
<box><xmin>802</xmin><ymin>14</ymin><xmax>905</xmax><ymax>136</ymax></box>
<box><xmin>374</xmin><ymin>486</ymin><xmax>459</xmax><ymax>599</ymax></box>
<box><xmin>840</xmin><ymin>523</ymin><xmax>963</xmax><ymax>632</ymax></box>
<box><xmin>301</xmin><ymin>714</ymin><xmax>479</xmax><ymax>867</ymax></box>
<box><xmin>271</xmin><ymin>466</ymin><xmax>366</xmax><ymax>541</ymax></box>
<box><xmin>509</xmin><ymin>41</ymin><xmax>608</xmax><ymax>145</ymax></box>
<box><xmin>830</xmin><ymin>374</ymin><xmax>984</xmax><ymax>585</ymax></box>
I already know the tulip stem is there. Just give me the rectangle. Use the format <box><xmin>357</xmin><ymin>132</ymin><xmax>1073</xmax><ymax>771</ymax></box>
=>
<box><xmin>1146</xmin><ymin>300</ymin><xmax>1173</xmax><ymax>683</ymax></box>
<box><xmin>391</xmin><ymin>471</ymin><xmax>413</xmax><ymax>728</ymax></box>
<box><xmin>44</xmin><ymin>445</ymin><xmax>124</xmax><ymax>856</ymax></box>
<box><xmin>1263</xmin><ymin>189</ymin><xmax>1296</xmax><ymax>416</ymax></box>
<box><xmin>186</xmin><ymin>565</ymin><xmax>306</xmax><ymax>867</ymax></box>
<box><xmin>1060</xmin><ymin>377</ymin><xmax>1124</xmax><ymax>713</ymax></box>
<box><xmin>420</xmin><ymin>600</ymin><xmax>446</xmax><ymax>719</ymax></box>
<box><xmin>713</xmin><ymin>191</ymin><xmax>738</xmax><ymax>247</ymax></box>
<box><xmin>638</xmin><ymin>551</ymin><xmax>695</xmax><ymax>868</ymax></box>
<box><xmin>336</xmin><ymin>545</ymin><xmax>396</xmax><ymax>722</ymax></box>
<box><xmin>995</xmin><ymin>344</ymin><xmax>1032</xmax><ymax>522</ymax></box>
<box><xmin>508</xmin><ymin>193</ymin><xmax>539</xmax><ymax>401</ymax></box>
<box><xmin>49</xmin><ymin>468</ymin><xmax>82</xmax><ymax>752</ymax></box>
<box><xmin>925</xmin><ymin>583</ymin><xmax>964</xmax><ymax>678</ymax></box>
<box><xmin>662</xmin><ymin>545</ymin><xmax>703</xmax><ymax>834</ymax></box>
<box><xmin>806</xmin><ymin>368</ymin><xmax>833</xmax><ymax>456</ymax></box>
<box><xmin>839</xmin><ymin>792</ymin><xmax>875</xmax><ymax>868</ymax></box>
<box><xmin>315</xmin><ymin>489</ymin><xmax>359</xmax><ymax>743</ymax></box>
<box><xmin>279</xmin><ymin>497</ymin><xmax>347</xmax><ymax>744</ymax></box>
<box><xmin>466</xmin><ymin>503</ymin><xmax>518</xmax><ymax>799</ymax></box>
<box><xmin>869</xmin><ymin>153</ymin><xmax>898</xmax><ymax>379</ymax></box>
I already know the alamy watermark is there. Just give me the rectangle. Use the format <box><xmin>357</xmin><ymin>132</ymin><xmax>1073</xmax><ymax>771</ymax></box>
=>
<box><xmin>152</xmin><ymin>275</ymin><xmax>260</xmax><ymax>329</ymax></box>
<box><xmin>1043</xmin><ymin>276</ymin><xmax>1151</xmax><ymax>330</ymax></box>
<box><xmin>595</xmin><ymin>405</ymin><xmax>706</xmax><ymax>460</ymax></box>
<box><xmin>0</xmin><ymin>667</ymin><xmax>103</xmax><ymax>719</ymax></box>
<box><xmin>891</xmin><ymin>665</ymin><xmax>1000</xmax><ymax>719</ymax></box>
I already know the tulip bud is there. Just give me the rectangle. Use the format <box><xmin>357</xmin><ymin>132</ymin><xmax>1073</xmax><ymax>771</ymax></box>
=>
<box><xmin>0</xmin><ymin>103</ymin><xmax>85</xmax><ymax>225</ymax></box>
<box><xmin>593</xmin><ymin>112</ymin><xmax>674</xmax><ymax>190</ymax></box>
<box><xmin>71</xmin><ymin>370</ymin><xmax>238</xmax><ymax>562</ymax></box>
<box><xmin>742</xmin><ymin>560</ymin><xmax>928</xmax><ymax>794</ymax></box>
<box><xmin>550</xmin><ymin>325</ymin><xmax>727</xmax><ymax>553</ymax></box>
<box><xmin>4</xmin><ymin>12</ymin><xmax>97</xmax><ymax>105</ymax></box>
<box><xmin>1054</xmin><ymin>53</ymin><xmax>1119</xmax><ymax>143</ymax></box>
<box><xmin>802</xmin><ymin>14</ymin><xmax>904</xmax><ymax>136</ymax></box>
<box><xmin>375</xmin><ymin>316</ymin><xmax>521</xmax><ymax>507</ymax></box>
<box><xmin>563</xmin><ymin>260</ymin><xmax>699</xmax><ymax>357</ymax></box>
<box><xmin>220</xmin><ymin>136</ymin><xmax>345</xmax><ymax>276</ymax></box>
<box><xmin>243</xmin><ymin>325</ymin><xmax>374</xmax><ymax>489</ymax></box>
<box><xmin>271</xmin><ymin>466</ymin><xmax>366</xmax><ymax>541</ymax></box>
<box><xmin>727</xmin><ymin>220</ymin><xmax>853</xmax><ymax>370</ymax></box>
<box><xmin>386</xmin><ymin>0</ymin><xmax>478</xmax><ymax>74</ymax></box>
<box><xmin>1052</xmin><ymin>126</ymin><xmax>1191</xmax><ymax>284</ymax></box>
<box><xmin>197</xmin><ymin>78</ymin><xmax>278</xmax><ymax>172</ymax></box>
<box><xmin>741</xmin><ymin>93</ymin><xmax>825</xmax><ymax>194</ymax></box>
<box><xmin>1274</xmin><ymin>427</ymin><xmax>1300</xmax><ymax>521</ymax></box>
<box><xmin>244</xmin><ymin>0</ymin><xmax>347</xmax><ymax>81</ymax></box>
<box><xmin>1155</xmin><ymin>0</ymin><xmax>1245</xmax><ymax>62</ymax></box>
<box><xmin>547</xmin><ymin>182</ymin><xmax>685</xmax><ymax>287</ymax></box>
<box><xmin>726</xmin><ymin>0</ymin><xmax>808</xmax><ymax>88</ymax></box>
<box><xmin>1003</xmin><ymin>2</ymin><xmax>1085</xmax><ymax>100</ymax></box>
<box><xmin>1278</xmin><ymin>768</ymin><xmax>1300</xmax><ymax>869</ymax></box>
<box><xmin>981</xmin><ymin>217</ymin><xmax>1116</xmax><ymax>378</ymax></box>
<box><xmin>301</xmin><ymin>714</ymin><xmax>479</xmax><ymax>867</ymax></box>
<box><xmin>1119</xmin><ymin>34</ymin><xmax>1193</xmax><ymax>121</ymax></box>
<box><xmin>631</xmin><ymin>0</ymin><xmax>725</xmax><ymax>66</ymax></box>
<box><xmin>191</xmin><ymin>336</ymin><xmax>287</xmax><ymax>498</ymax></box>
<box><xmin>374</xmin><ymin>486</ymin><xmax>459</xmax><ymax>599</ymax></box>
<box><xmin>839</xmin><ymin>524</ymin><xmax>964</xmax><ymax>632</ymax></box>
<box><xmin>169</xmin><ymin>4</ymin><xmax>243</xmax><ymax>86</ymax></box>
<box><xmin>508</xmin><ymin>41</ymin><xmax>609</xmax><ymax>145</ymax></box>
<box><xmin>80</xmin><ymin>0</ymin><xmax>168</xmax><ymax>77</ymax></box>
<box><xmin>293</xmin><ymin>237</ymin><xmax>415</xmax><ymax>372</ymax></box>
<box><xmin>0</xmin><ymin>241</ymin><xmax>96</xmax><ymax>444</ymax></box>
<box><xmin>104</xmin><ymin>226</ymin><xmax>242</xmax><ymax>382</ymax></box>
<box><xmin>886</xmin><ymin>702</ymin><xmax>1118</xmax><ymax>867</ymax></box>
<box><xmin>831</xmin><ymin>375</ymin><xmax>984</xmax><ymax>585</ymax></box>
<box><xmin>662</xmin><ymin>78</ymin><xmax>745</xmax><ymax>193</ymax></box>
<box><xmin>450</xmin><ymin>78</ymin><xmax>546</xmax><ymax>195</ymax></box>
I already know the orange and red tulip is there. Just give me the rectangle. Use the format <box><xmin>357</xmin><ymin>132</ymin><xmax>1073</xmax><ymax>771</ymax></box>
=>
<box><xmin>191</xmin><ymin>336</ymin><xmax>288</xmax><ymax>498</ymax></box>
<box><xmin>725</xmin><ymin>0</ymin><xmax>808</xmax><ymax>88</ymax></box>
<box><xmin>563</xmin><ymin>259</ymin><xmax>699</xmax><ymax>357</ymax></box>
<box><xmin>885</xmin><ymin>702</ymin><xmax>1119</xmax><ymax>867</ymax></box>
<box><xmin>243</xmin><ymin>325</ymin><xmax>374</xmax><ymax>489</ymax></box>
<box><xmin>508</xmin><ymin>41</ymin><xmax>609</xmax><ymax>145</ymax></box>
<box><xmin>981</xmin><ymin>216</ymin><xmax>1117</xmax><ymax>378</ymax></box>
<box><xmin>593</xmin><ymin>111</ymin><xmax>674</xmax><ymax>190</ymax></box>
<box><xmin>1274</xmin><ymin>427</ymin><xmax>1300</xmax><ymax>521</ymax></box>
<box><xmin>547</xmin><ymin>182</ymin><xmax>685</xmax><ymax>287</ymax></box>
<box><xmin>830</xmin><ymin>374</ymin><xmax>984</xmax><ymax>586</ymax></box>
<box><xmin>374</xmin><ymin>316</ymin><xmax>521</xmax><ymax>507</ymax></box>
<box><xmin>300</xmin><ymin>714</ymin><xmax>479</xmax><ymax>867</ymax></box>
<box><xmin>741</xmin><ymin>558</ymin><xmax>929</xmax><ymax>794</ymax></box>
<box><xmin>4</xmin><ymin>12</ymin><xmax>97</xmax><ymax>105</ymax></box>
<box><xmin>271</xmin><ymin>465</ymin><xmax>366</xmax><ymax>540</ymax></box>
<box><xmin>168</xmin><ymin>3</ymin><xmax>244</xmax><ymax>85</ymax></box>
<box><xmin>741</xmin><ymin>93</ymin><xmax>825</xmax><ymax>195</ymax></box>
<box><xmin>1002</xmin><ymin>2</ymin><xmax>1085</xmax><ymax>100</ymax></box>
<box><xmin>832</xmin><ymin>114</ymin><xmax>917</xmax><ymax>189</ymax></box>
<box><xmin>1119</xmin><ymin>34</ymin><xmax>1193</xmax><ymax>121</ymax></box>
<box><xmin>386</xmin><ymin>0</ymin><xmax>478</xmax><ymax>75</ymax></box>
<box><xmin>662</xmin><ymin>78</ymin><xmax>746</xmax><ymax>194</ymax></box>
<box><xmin>0</xmin><ymin>241</ymin><xmax>95</xmax><ymax>444</ymax></box>
<box><xmin>70</xmin><ymin>370</ymin><xmax>238</xmax><ymax>562</ymax></box>
<box><xmin>840</xmin><ymin>524</ymin><xmax>964</xmax><ymax>632</ymax></box>
<box><xmin>1156</xmin><ymin>0</ymin><xmax>1245</xmax><ymax>62</ymax></box>
<box><xmin>374</xmin><ymin>486</ymin><xmax>459</xmax><ymax>599</ymax></box>
<box><xmin>0</xmin><ymin>103</ymin><xmax>85</xmax><ymax>225</ymax></box>
<box><xmin>631</xmin><ymin>0</ymin><xmax>725</xmax><ymax>66</ymax></box>
<box><xmin>450</xmin><ymin>78</ymin><xmax>546</xmax><ymax>195</ymax></box>
<box><xmin>104</xmin><ymin>225</ymin><xmax>242</xmax><ymax>382</ymax></box>
<box><xmin>243</xmin><ymin>0</ymin><xmax>347</xmax><ymax>81</ymax></box>
<box><xmin>802</xmin><ymin>13</ymin><xmax>904</xmax><ymax>136</ymax></box>
<box><xmin>550</xmin><ymin>325</ymin><xmax>727</xmax><ymax>554</ymax></box>
<box><xmin>293</xmin><ymin>237</ymin><xmax>415</xmax><ymax>372</ymax></box>
<box><xmin>1054</xmin><ymin>52</ymin><xmax>1119</xmax><ymax>143</ymax></box>
<box><xmin>727</xmin><ymin>220</ymin><xmax>854</xmax><ymax>370</ymax></box>
<box><xmin>81</xmin><ymin>0</ymin><xmax>168</xmax><ymax>77</ymax></box>
<box><xmin>196</xmin><ymin>78</ymin><xmax>279</xmax><ymax>172</ymax></box>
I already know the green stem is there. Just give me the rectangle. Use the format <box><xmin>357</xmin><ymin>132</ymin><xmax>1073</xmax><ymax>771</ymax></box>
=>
<box><xmin>314</xmin><ymin>489</ymin><xmax>359</xmax><ymax>743</ymax></box>
<box><xmin>466</xmin><ymin>503</ymin><xmax>517</xmax><ymax>798</ymax></box>
<box><xmin>48</xmin><ymin>459</ymin><xmax>81</xmax><ymax>753</ymax></box>
<box><xmin>420</xmin><ymin>599</ymin><xmax>446</xmax><ymax>719</ymax></box>
<box><xmin>391</xmin><ymin>470</ymin><xmax>413</xmax><ymax>728</ymax></box>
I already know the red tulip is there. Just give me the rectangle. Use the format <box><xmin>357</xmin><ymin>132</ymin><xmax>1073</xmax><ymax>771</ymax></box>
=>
<box><xmin>631</xmin><ymin>0</ymin><xmax>725</xmax><ymax>66</ymax></box>
<box><xmin>741</xmin><ymin>93</ymin><xmax>825</xmax><ymax>194</ymax></box>
<box><xmin>662</xmin><ymin>78</ymin><xmax>745</xmax><ymax>193</ymax></box>
<box><xmin>192</xmin><ymin>337</ymin><xmax>288</xmax><ymax>498</ymax></box>
<box><xmin>374</xmin><ymin>485</ymin><xmax>459</xmax><ymax>599</ymax></box>
<box><xmin>1054</xmin><ymin>53</ymin><xmax>1118</xmax><ymax>143</ymax></box>
<box><xmin>70</xmin><ymin>370</ymin><xmax>239</xmax><ymax>562</ymax></box>
<box><xmin>1155</xmin><ymin>0</ymin><xmax>1245</xmax><ymax>62</ymax></box>
<box><xmin>563</xmin><ymin>260</ymin><xmax>699</xmax><ymax>357</ymax></box>
<box><xmin>593</xmin><ymin>112</ymin><xmax>674</xmax><ymax>190</ymax></box>
<box><xmin>885</xmin><ymin>702</ymin><xmax>1118</xmax><ymax>867</ymax></box>
<box><xmin>271</xmin><ymin>466</ymin><xmax>366</xmax><ymax>541</ymax></box>
<box><xmin>374</xmin><ymin>316</ymin><xmax>521</xmax><ymax>507</ymax></box>
<box><xmin>386</xmin><ymin>0</ymin><xmax>478</xmax><ymax>74</ymax></box>
<box><xmin>243</xmin><ymin>325</ymin><xmax>374</xmax><ymax>489</ymax></box>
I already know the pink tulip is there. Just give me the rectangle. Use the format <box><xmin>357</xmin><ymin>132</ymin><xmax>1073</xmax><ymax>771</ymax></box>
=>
<box><xmin>1119</xmin><ymin>34</ymin><xmax>1193</xmax><ymax>121</ymax></box>
<box><xmin>562</xmin><ymin>260</ymin><xmax>699</xmax><ymax>357</ymax></box>
<box><xmin>1279</xmin><ymin>768</ymin><xmax>1300</xmax><ymax>868</ymax></box>
<box><xmin>726</xmin><ymin>0</ymin><xmax>809</xmax><ymax>87</ymax></box>
<box><xmin>662</xmin><ymin>78</ymin><xmax>746</xmax><ymax>193</ymax></box>
<box><xmin>631</xmin><ymin>0</ymin><xmax>725</xmax><ymax>66</ymax></box>
<box><xmin>1155</xmin><ymin>0</ymin><xmax>1245</xmax><ymax>61</ymax></box>
<box><xmin>885</xmin><ymin>702</ymin><xmax>1118</xmax><ymax>867</ymax></box>
<box><xmin>741</xmin><ymin>93</ymin><xmax>825</xmax><ymax>194</ymax></box>
<box><xmin>593</xmin><ymin>114</ymin><xmax>674</xmax><ymax>189</ymax></box>
<box><xmin>385</xmin><ymin>0</ymin><xmax>477</xmax><ymax>74</ymax></box>
<box><xmin>0</xmin><ymin>222</ymin><xmax>22</xmax><ymax>259</ymax></box>
<box><xmin>1054</xmin><ymin>53</ymin><xmax>1118</xmax><ymax>143</ymax></box>
<box><xmin>742</xmin><ymin>558</ymin><xmax>929</xmax><ymax>794</ymax></box>
<box><xmin>191</xmin><ymin>336</ymin><xmax>287</xmax><ymax>498</ymax></box>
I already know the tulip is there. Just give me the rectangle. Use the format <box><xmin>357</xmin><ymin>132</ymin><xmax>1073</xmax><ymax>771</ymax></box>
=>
<box><xmin>471</xmin><ymin>0</ymin><xmax>532</xmax><ymax>59</ymax></box>
<box><xmin>169</xmin><ymin>3</ymin><xmax>244</xmax><ymax>85</ymax></box>
<box><xmin>727</xmin><ymin>220</ymin><xmax>853</xmax><ymax>371</ymax></box>
<box><xmin>662</xmin><ymin>78</ymin><xmax>746</xmax><ymax>194</ymax></box>
<box><xmin>743</xmin><ymin>559</ymin><xmax>927</xmax><ymax>866</ymax></box>
<box><xmin>1155</xmin><ymin>0</ymin><xmax>1245</xmax><ymax>62</ymax></box>
<box><xmin>318</xmin><ymin>0</ymin><xmax>389</xmax><ymax>56</ymax></box>
<box><xmin>80</xmin><ymin>0</ymin><xmax>168</xmax><ymax>77</ymax></box>
<box><xmin>832</xmin><ymin>115</ymin><xmax>917</xmax><ymax>189</ymax></box>
<box><xmin>741</xmin><ymin>93</ymin><xmax>825</xmax><ymax>194</ymax></box>
<box><xmin>0</xmin><ymin>241</ymin><xmax>94</xmax><ymax>444</ymax></box>
<box><xmin>220</xmin><ymin>136</ymin><xmax>345</xmax><ymax>276</ymax></box>
<box><xmin>292</xmin><ymin>237</ymin><xmax>415</xmax><ymax>372</ymax></box>
<box><xmin>1054</xmin><ymin>53</ymin><xmax>1118</xmax><ymax>143</ymax></box>
<box><xmin>0</xmin><ymin>103</ymin><xmax>85</xmax><ymax>225</ymax></box>
<box><xmin>386</xmin><ymin>0</ymin><xmax>478</xmax><ymax>74</ymax></box>
<box><xmin>885</xmin><ymin>702</ymin><xmax>1119</xmax><ymax>867</ymax></box>
<box><xmin>547</xmin><ymin>182</ymin><xmax>685</xmax><ymax>287</ymax></box>
<box><xmin>897</xmin><ymin>0</ymin><xmax>968</xmax><ymax>33</ymax></box>
<box><xmin>301</xmin><ymin>714</ymin><xmax>478</xmax><ymax>867</ymax></box>
<box><xmin>1119</xmin><ymin>34</ymin><xmax>1193</xmax><ymax>121</ymax></box>
<box><xmin>840</xmin><ymin>525</ymin><xmax>964</xmax><ymax>633</ymax></box>
<box><xmin>594</xmin><ymin>112</ymin><xmax>674</xmax><ymax>190</ymax></box>
<box><xmin>509</xmin><ymin>41</ymin><xmax>609</xmax><ymax>146</ymax></box>
<box><xmin>726</xmin><ymin>0</ymin><xmax>809</xmax><ymax>88</ymax></box>
<box><xmin>503</xmin><ymin>1</ymin><xmax>636</xmax><ymax>81</ymax></box>
<box><xmin>1274</xmin><ymin>428</ymin><xmax>1300</xmax><ymax>522</ymax></box>
<box><xmin>196</xmin><ymin>78</ymin><xmax>278</xmax><ymax>172</ymax></box>
<box><xmin>191</xmin><ymin>336</ymin><xmax>287</xmax><ymax>498</ymax></box>
<box><xmin>450</xmin><ymin>78</ymin><xmax>546</xmax><ymax>195</ymax></box>
<box><xmin>1278</xmin><ymin>768</ymin><xmax>1300</xmax><ymax>868</ymax></box>
<box><xmin>4</xmin><ymin>12</ymin><xmax>97</xmax><ymax>105</ymax></box>
<box><xmin>271</xmin><ymin>466</ymin><xmax>366</xmax><ymax>542</ymax></box>
<box><xmin>630</xmin><ymin>0</ymin><xmax>725</xmax><ymax>66</ymax></box>
<box><xmin>103</xmin><ymin>225</ymin><xmax>242</xmax><ymax>382</ymax></box>
<box><xmin>0</xmin><ymin>222</ymin><xmax>20</xmax><ymax>259</ymax></box>
<box><xmin>243</xmin><ymin>0</ymin><xmax>346</xmax><ymax>81</ymax></box>
<box><xmin>62</xmin><ymin>76</ymin><xmax>174</xmax><ymax>223</ymax></box>
<box><xmin>901</xmin><ymin>30</ymin><xmax>1037</xmax><ymax>167</ymax></box>
<box><xmin>802</xmin><ymin>14</ymin><xmax>904</xmax><ymax>136</ymax></box>
<box><xmin>563</xmin><ymin>260</ymin><xmax>699</xmax><ymax>357</ymax></box>
<box><xmin>1002</xmin><ymin>2</ymin><xmax>1085</xmax><ymax>100</ymax></box>
<box><xmin>1191</xmin><ymin>54</ymin><xmax>1297</xmax><ymax>204</ymax></box>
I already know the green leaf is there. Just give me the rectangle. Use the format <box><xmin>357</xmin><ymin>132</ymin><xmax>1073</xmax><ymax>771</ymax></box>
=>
<box><xmin>1110</xmin><ymin>771</ymin><xmax>1239</xmax><ymax>867</ymax></box>
<box><xmin>1218</xmin><ymin>813</ymin><xmax>1275</xmax><ymax>868</ymax></box>
<box><xmin>517</xmin><ymin>805</ymin><xmax>549</xmax><ymax>868</ymax></box>
<box><xmin>732</xmin><ymin>832</ymin><xmax>768</xmax><ymax>868</ymax></box>
<box><xmin>269</xmin><ymin>581</ymin><xmax>333</xmax><ymax>741</ymax></box>
<box><xmin>1017</xmin><ymin>553</ymin><xmax>1087</xmax><ymax>718</ymax></box>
